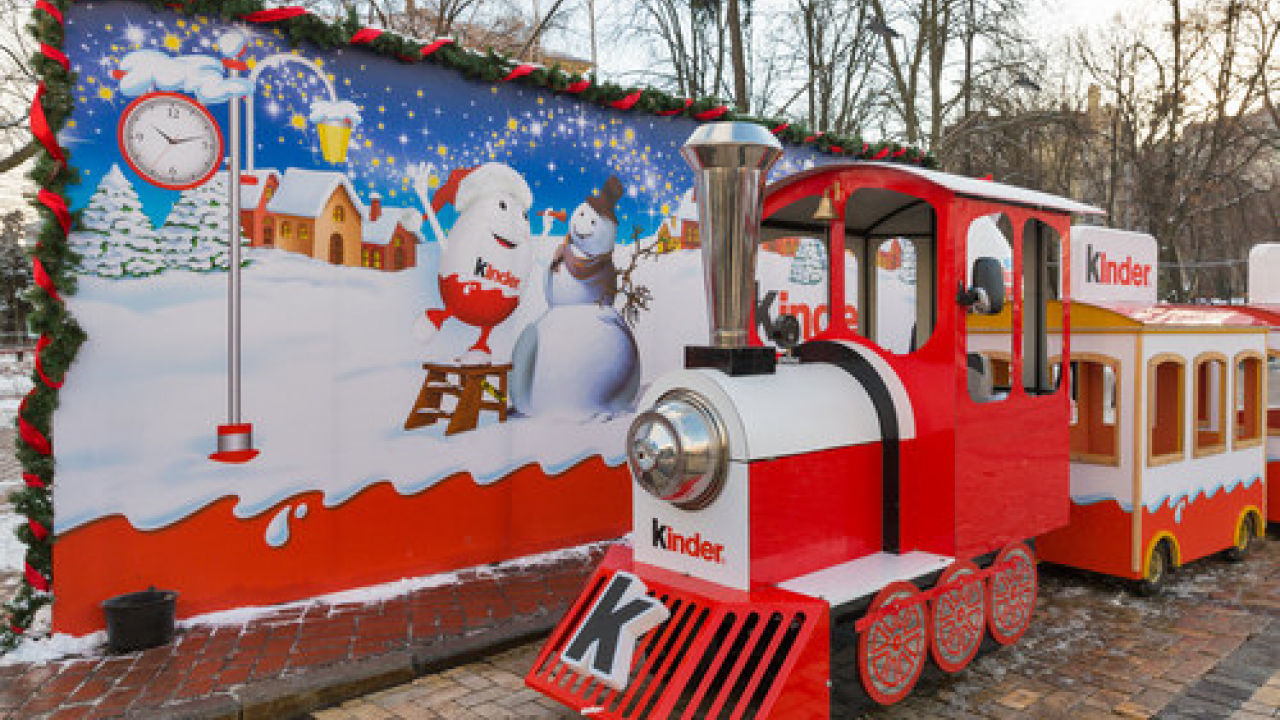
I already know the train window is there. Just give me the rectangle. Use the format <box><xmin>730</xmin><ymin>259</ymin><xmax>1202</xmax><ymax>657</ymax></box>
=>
<box><xmin>874</xmin><ymin>238</ymin><xmax>929</xmax><ymax>353</ymax></box>
<box><xmin>1233</xmin><ymin>353</ymin><xmax>1263</xmax><ymax>445</ymax></box>
<box><xmin>1022</xmin><ymin>220</ymin><xmax>1063</xmax><ymax>394</ymax></box>
<box><xmin>757</xmin><ymin>232</ymin><xmax>849</xmax><ymax>344</ymax></box>
<box><xmin>1148</xmin><ymin>355</ymin><xmax>1185</xmax><ymax>465</ymax></box>
<box><xmin>1193</xmin><ymin>353</ymin><xmax>1227</xmax><ymax>457</ymax></box>
<box><xmin>964</xmin><ymin>215</ymin><xmax>1014</xmax><ymax>403</ymax></box>
<box><xmin>1269</xmin><ymin>352</ymin><xmax>1280</xmax><ymax>435</ymax></box>
<box><xmin>1069</xmin><ymin>356</ymin><xmax>1120</xmax><ymax>465</ymax></box>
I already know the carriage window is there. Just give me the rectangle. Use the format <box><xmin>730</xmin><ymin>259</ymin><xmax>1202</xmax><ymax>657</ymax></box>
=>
<box><xmin>1149</xmin><ymin>355</ymin><xmax>1185</xmax><ymax>464</ymax></box>
<box><xmin>1234</xmin><ymin>353</ymin><xmax>1263</xmax><ymax>445</ymax></box>
<box><xmin>1193</xmin><ymin>354</ymin><xmax>1226</xmax><ymax>456</ymax></box>
<box><xmin>965</xmin><ymin>214</ymin><xmax>1014</xmax><ymax>403</ymax></box>
<box><xmin>1268</xmin><ymin>352</ymin><xmax>1280</xmax><ymax>435</ymax></box>
<box><xmin>1022</xmin><ymin>220</ymin><xmax>1063</xmax><ymax>394</ymax></box>
<box><xmin>1070</xmin><ymin>357</ymin><xmax>1119</xmax><ymax>465</ymax></box>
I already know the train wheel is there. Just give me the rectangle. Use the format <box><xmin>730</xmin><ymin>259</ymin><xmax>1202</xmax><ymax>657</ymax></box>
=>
<box><xmin>986</xmin><ymin>542</ymin><xmax>1037</xmax><ymax>646</ymax></box>
<box><xmin>1225</xmin><ymin>513</ymin><xmax>1258</xmax><ymax>562</ymax></box>
<box><xmin>858</xmin><ymin>581</ymin><xmax>929</xmax><ymax>705</ymax></box>
<box><xmin>930</xmin><ymin>560</ymin><xmax>985</xmax><ymax>672</ymax></box>
<box><xmin>1135</xmin><ymin>540</ymin><xmax>1172</xmax><ymax>596</ymax></box>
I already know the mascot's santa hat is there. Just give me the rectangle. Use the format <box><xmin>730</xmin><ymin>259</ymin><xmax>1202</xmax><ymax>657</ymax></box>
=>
<box><xmin>431</xmin><ymin>162</ymin><xmax>533</xmax><ymax>213</ymax></box>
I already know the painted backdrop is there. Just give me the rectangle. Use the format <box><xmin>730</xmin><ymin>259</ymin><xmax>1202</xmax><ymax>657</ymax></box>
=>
<box><xmin>52</xmin><ymin>0</ymin><xmax>862</xmax><ymax>632</ymax></box>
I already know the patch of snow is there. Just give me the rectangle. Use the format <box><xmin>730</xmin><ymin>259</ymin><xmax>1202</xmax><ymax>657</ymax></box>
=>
<box><xmin>0</xmin><ymin>632</ymin><xmax>105</xmax><ymax>666</ymax></box>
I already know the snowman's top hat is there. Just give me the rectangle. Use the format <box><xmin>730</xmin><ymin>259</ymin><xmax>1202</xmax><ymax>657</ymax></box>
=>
<box><xmin>587</xmin><ymin>176</ymin><xmax>625</xmax><ymax>224</ymax></box>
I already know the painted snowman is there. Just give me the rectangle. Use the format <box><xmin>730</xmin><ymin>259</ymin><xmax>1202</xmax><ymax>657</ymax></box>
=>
<box><xmin>511</xmin><ymin>177</ymin><xmax>641</xmax><ymax>420</ymax></box>
<box><xmin>410</xmin><ymin>162</ymin><xmax>536</xmax><ymax>365</ymax></box>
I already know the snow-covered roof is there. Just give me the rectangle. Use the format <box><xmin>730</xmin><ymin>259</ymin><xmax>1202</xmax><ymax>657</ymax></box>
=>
<box><xmin>362</xmin><ymin>208</ymin><xmax>425</xmax><ymax>246</ymax></box>
<box><xmin>215</xmin><ymin>169</ymin><xmax>281</xmax><ymax>209</ymax></box>
<box><xmin>240</xmin><ymin>169</ymin><xmax>280</xmax><ymax>209</ymax></box>
<box><xmin>266</xmin><ymin>168</ymin><xmax>368</xmax><ymax>219</ymax></box>
<box><xmin>866</xmin><ymin>162</ymin><xmax>1104</xmax><ymax>216</ymax></box>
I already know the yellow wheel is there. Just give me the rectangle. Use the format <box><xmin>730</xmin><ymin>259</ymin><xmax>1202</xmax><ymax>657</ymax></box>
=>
<box><xmin>1225</xmin><ymin>513</ymin><xmax>1259</xmax><ymax>562</ymax></box>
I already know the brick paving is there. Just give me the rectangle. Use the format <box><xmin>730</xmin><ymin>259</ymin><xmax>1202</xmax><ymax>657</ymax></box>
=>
<box><xmin>312</xmin><ymin>539</ymin><xmax>1280</xmax><ymax>720</ymax></box>
<box><xmin>0</xmin><ymin>538</ymin><xmax>606</xmax><ymax>719</ymax></box>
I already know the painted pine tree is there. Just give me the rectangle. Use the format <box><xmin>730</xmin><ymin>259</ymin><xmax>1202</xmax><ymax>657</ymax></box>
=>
<box><xmin>68</xmin><ymin>164</ymin><xmax>161</xmax><ymax>278</ymax></box>
<box><xmin>158</xmin><ymin>174</ymin><xmax>249</xmax><ymax>272</ymax></box>
<box><xmin>789</xmin><ymin>236</ymin><xmax>827</xmax><ymax>286</ymax></box>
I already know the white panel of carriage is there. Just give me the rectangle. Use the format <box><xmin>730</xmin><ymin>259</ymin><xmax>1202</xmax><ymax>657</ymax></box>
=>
<box><xmin>1066</xmin><ymin>332</ymin><xmax>1139</xmax><ymax>509</ymax></box>
<box><xmin>1138</xmin><ymin>331</ymin><xmax>1268</xmax><ymax>514</ymax></box>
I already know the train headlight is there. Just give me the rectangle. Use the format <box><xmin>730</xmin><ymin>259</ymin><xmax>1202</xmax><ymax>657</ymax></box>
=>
<box><xmin>627</xmin><ymin>390</ymin><xmax>727</xmax><ymax>510</ymax></box>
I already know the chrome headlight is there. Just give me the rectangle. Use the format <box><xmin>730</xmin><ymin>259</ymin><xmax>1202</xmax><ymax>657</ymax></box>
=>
<box><xmin>627</xmin><ymin>390</ymin><xmax>727</xmax><ymax>510</ymax></box>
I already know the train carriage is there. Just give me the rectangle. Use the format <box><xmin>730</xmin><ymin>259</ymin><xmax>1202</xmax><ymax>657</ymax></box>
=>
<box><xmin>526</xmin><ymin>122</ymin><xmax>1104</xmax><ymax>716</ymax></box>
<box><xmin>1242</xmin><ymin>243</ymin><xmax>1280</xmax><ymax>527</ymax></box>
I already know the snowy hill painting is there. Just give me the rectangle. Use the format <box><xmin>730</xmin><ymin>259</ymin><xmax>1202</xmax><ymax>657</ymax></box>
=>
<box><xmin>50</xmin><ymin>1</ymin><xmax>871</xmax><ymax>633</ymax></box>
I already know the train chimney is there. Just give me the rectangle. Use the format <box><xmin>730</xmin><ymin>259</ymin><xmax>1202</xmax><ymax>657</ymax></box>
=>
<box><xmin>679</xmin><ymin>122</ymin><xmax>783</xmax><ymax>375</ymax></box>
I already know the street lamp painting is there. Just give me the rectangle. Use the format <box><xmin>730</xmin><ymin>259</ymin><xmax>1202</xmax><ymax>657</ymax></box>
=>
<box><xmin>310</xmin><ymin>101</ymin><xmax>362</xmax><ymax>164</ymax></box>
<box><xmin>207</xmin><ymin>31</ymin><xmax>359</xmax><ymax>463</ymax></box>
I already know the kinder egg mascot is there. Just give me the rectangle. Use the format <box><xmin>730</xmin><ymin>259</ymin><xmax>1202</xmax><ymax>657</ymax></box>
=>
<box><xmin>410</xmin><ymin>162</ymin><xmax>535</xmax><ymax>365</ymax></box>
<box><xmin>510</xmin><ymin>176</ymin><xmax>641</xmax><ymax>420</ymax></box>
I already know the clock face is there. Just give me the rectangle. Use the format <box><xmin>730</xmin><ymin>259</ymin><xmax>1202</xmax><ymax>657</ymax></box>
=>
<box><xmin>118</xmin><ymin>92</ymin><xmax>224</xmax><ymax>190</ymax></box>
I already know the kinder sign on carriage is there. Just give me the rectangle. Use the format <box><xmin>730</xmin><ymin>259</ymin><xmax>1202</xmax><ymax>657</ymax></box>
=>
<box><xmin>1070</xmin><ymin>226</ymin><xmax>1158</xmax><ymax>305</ymax></box>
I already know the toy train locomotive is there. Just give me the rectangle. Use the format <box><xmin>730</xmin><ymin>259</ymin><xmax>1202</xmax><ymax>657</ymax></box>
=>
<box><xmin>524</xmin><ymin>122</ymin><xmax>1272</xmax><ymax>717</ymax></box>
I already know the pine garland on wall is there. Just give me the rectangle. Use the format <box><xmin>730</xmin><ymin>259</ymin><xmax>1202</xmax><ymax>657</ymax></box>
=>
<box><xmin>5</xmin><ymin>0</ymin><xmax>931</xmax><ymax>649</ymax></box>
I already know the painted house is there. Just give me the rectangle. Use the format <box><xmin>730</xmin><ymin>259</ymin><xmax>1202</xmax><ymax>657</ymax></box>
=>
<box><xmin>236</xmin><ymin>168</ymin><xmax>424</xmax><ymax>270</ymax></box>
<box><xmin>360</xmin><ymin>194</ymin><xmax>420</xmax><ymax>271</ymax></box>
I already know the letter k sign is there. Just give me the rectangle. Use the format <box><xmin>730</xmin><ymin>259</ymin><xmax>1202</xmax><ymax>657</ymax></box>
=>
<box><xmin>560</xmin><ymin>572</ymin><xmax>670</xmax><ymax>690</ymax></box>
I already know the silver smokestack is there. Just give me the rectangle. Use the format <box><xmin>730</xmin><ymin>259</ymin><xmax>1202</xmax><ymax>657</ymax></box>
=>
<box><xmin>680</xmin><ymin>123</ymin><xmax>783</xmax><ymax>352</ymax></box>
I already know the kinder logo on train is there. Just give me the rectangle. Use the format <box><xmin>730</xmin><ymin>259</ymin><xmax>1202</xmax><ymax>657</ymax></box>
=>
<box><xmin>651</xmin><ymin>519</ymin><xmax>726</xmax><ymax>564</ymax></box>
<box><xmin>1084</xmin><ymin>244</ymin><xmax>1153</xmax><ymax>288</ymax></box>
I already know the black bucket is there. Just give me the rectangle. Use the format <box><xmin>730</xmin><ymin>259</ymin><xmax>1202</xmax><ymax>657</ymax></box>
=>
<box><xmin>102</xmin><ymin>588</ymin><xmax>177</xmax><ymax>653</ymax></box>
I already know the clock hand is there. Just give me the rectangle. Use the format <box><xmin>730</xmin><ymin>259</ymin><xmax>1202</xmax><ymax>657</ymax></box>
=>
<box><xmin>172</xmin><ymin>135</ymin><xmax>205</xmax><ymax>145</ymax></box>
<box><xmin>153</xmin><ymin>125</ymin><xmax>178</xmax><ymax>144</ymax></box>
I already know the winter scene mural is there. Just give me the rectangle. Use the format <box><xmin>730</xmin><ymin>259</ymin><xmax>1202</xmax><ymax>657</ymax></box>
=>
<box><xmin>50</xmin><ymin>1</ymin><xmax>915</xmax><ymax>632</ymax></box>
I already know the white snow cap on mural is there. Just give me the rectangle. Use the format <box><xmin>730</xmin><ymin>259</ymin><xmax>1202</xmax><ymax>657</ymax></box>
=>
<box><xmin>456</xmin><ymin>163</ymin><xmax>533</xmax><ymax>212</ymax></box>
<box><xmin>216</xmin><ymin>31</ymin><xmax>249</xmax><ymax>58</ymax></box>
<box><xmin>1070</xmin><ymin>226</ymin><xmax>1158</xmax><ymax>305</ymax></box>
<box><xmin>117</xmin><ymin>49</ymin><xmax>252</xmax><ymax>104</ymax></box>
<box><xmin>1248</xmin><ymin>243</ymin><xmax>1280</xmax><ymax>305</ymax></box>
<box><xmin>308</xmin><ymin>100</ymin><xmax>363</xmax><ymax>126</ymax></box>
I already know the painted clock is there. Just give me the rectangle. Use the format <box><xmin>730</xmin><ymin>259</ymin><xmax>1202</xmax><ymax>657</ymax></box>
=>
<box><xmin>117</xmin><ymin>91</ymin><xmax>224</xmax><ymax>191</ymax></box>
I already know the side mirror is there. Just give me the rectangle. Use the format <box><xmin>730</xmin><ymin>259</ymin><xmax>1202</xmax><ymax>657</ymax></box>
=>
<box><xmin>959</xmin><ymin>257</ymin><xmax>1005</xmax><ymax>314</ymax></box>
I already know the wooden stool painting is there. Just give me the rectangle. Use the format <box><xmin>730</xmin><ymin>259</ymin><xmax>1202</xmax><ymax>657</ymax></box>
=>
<box><xmin>404</xmin><ymin>363</ymin><xmax>513</xmax><ymax>435</ymax></box>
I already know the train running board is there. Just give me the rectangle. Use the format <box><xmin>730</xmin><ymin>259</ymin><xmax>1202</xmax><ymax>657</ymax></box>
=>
<box><xmin>526</xmin><ymin>546</ymin><xmax>831</xmax><ymax>720</ymax></box>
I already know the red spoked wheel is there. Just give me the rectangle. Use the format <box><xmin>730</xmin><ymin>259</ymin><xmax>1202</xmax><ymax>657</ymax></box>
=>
<box><xmin>987</xmin><ymin>542</ymin><xmax>1038</xmax><ymax>645</ymax></box>
<box><xmin>929</xmin><ymin>560</ymin><xmax>986</xmax><ymax>672</ymax></box>
<box><xmin>858</xmin><ymin>581</ymin><xmax>929</xmax><ymax>705</ymax></box>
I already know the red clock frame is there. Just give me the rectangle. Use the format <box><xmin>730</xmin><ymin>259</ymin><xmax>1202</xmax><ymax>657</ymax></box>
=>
<box><xmin>117</xmin><ymin>91</ymin><xmax>225</xmax><ymax>191</ymax></box>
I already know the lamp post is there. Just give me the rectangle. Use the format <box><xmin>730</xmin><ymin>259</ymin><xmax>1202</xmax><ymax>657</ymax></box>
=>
<box><xmin>209</xmin><ymin>31</ymin><xmax>355</xmax><ymax>464</ymax></box>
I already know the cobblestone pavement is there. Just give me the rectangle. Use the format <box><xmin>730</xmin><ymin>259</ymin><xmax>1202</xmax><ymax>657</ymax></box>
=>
<box><xmin>312</xmin><ymin>538</ymin><xmax>1280</xmax><ymax>720</ymax></box>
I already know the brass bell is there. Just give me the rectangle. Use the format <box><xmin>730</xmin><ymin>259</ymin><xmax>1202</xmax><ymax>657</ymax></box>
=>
<box><xmin>812</xmin><ymin>184</ymin><xmax>840</xmax><ymax>221</ymax></box>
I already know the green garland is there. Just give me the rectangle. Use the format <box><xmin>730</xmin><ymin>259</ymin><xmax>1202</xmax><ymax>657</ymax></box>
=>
<box><xmin>2</xmin><ymin>0</ymin><xmax>931</xmax><ymax>651</ymax></box>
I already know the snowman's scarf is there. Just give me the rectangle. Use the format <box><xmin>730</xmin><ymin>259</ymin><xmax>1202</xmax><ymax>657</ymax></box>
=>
<box><xmin>550</xmin><ymin>238</ymin><xmax>617</xmax><ymax>305</ymax></box>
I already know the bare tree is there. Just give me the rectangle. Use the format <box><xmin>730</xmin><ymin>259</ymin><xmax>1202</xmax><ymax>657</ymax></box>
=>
<box><xmin>1075</xmin><ymin>0</ymin><xmax>1275</xmax><ymax>300</ymax></box>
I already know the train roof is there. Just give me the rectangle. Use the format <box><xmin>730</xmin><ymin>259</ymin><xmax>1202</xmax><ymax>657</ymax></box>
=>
<box><xmin>766</xmin><ymin>162</ymin><xmax>1104</xmax><ymax>238</ymax></box>
<box><xmin>1077</xmin><ymin>302</ymin><xmax>1270</xmax><ymax>330</ymax></box>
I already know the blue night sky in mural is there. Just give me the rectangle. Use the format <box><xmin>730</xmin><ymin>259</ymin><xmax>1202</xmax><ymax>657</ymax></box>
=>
<box><xmin>61</xmin><ymin>1</ymin><xmax>832</xmax><ymax>240</ymax></box>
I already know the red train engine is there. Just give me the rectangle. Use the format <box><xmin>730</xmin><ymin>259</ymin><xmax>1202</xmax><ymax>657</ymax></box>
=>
<box><xmin>526</xmin><ymin>122</ymin><xmax>1103</xmax><ymax>716</ymax></box>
